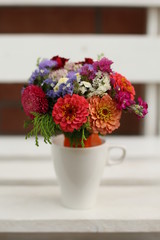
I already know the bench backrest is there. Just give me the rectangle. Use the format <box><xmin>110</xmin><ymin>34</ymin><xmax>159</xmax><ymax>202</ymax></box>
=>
<box><xmin>0</xmin><ymin>1</ymin><xmax>159</xmax><ymax>136</ymax></box>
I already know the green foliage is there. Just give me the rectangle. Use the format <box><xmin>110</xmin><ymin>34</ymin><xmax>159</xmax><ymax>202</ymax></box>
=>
<box><xmin>36</xmin><ymin>57</ymin><xmax>41</xmax><ymax>67</ymax></box>
<box><xmin>81</xmin><ymin>75</ymin><xmax>90</xmax><ymax>82</ymax></box>
<box><xmin>64</xmin><ymin>122</ymin><xmax>91</xmax><ymax>147</ymax></box>
<box><xmin>24</xmin><ymin>113</ymin><xmax>61</xmax><ymax>146</ymax></box>
<box><xmin>73</xmin><ymin>81</ymin><xmax>80</xmax><ymax>94</ymax></box>
<box><xmin>24</xmin><ymin>113</ymin><xmax>91</xmax><ymax>148</ymax></box>
<box><xmin>97</xmin><ymin>53</ymin><xmax>104</xmax><ymax>60</ymax></box>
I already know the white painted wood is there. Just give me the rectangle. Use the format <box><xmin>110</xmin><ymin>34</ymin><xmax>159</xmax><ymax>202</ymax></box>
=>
<box><xmin>0</xmin><ymin>148</ymin><xmax>160</xmax><ymax>183</ymax></box>
<box><xmin>0</xmin><ymin>2</ymin><xmax>159</xmax><ymax>238</ymax></box>
<box><xmin>0</xmin><ymin>156</ymin><xmax>160</xmax><ymax>233</ymax></box>
<box><xmin>0</xmin><ymin>136</ymin><xmax>160</xmax><ymax>161</ymax></box>
<box><xmin>0</xmin><ymin>35</ymin><xmax>160</xmax><ymax>84</ymax></box>
<box><xmin>144</xmin><ymin>8</ymin><xmax>160</xmax><ymax>135</ymax></box>
<box><xmin>158</xmin><ymin>85</ymin><xmax>160</xmax><ymax>135</ymax></box>
<box><xmin>0</xmin><ymin>0</ymin><xmax>160</xmax><ymax>7</ymax></box>
<box><xmin>143</xmin><ymin>84</ymin><xmax>158</xmax><ymax>135</ymax></box>
<box><xmin>146</xmin><ymin>8</ymin><xmax>159</xmax><ymax>35</ymax></box>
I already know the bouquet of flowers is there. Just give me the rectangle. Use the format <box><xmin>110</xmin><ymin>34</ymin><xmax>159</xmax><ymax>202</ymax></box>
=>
<box><xmin>21</xmin><ymin>55</ymin><xmax>148</xmax><ymax>147</ymax></box>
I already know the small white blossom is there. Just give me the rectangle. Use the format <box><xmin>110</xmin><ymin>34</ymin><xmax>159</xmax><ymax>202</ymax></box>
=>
<box><xmin>79</xmin><ymin>81</ymin><xmax>94</xmax><ymax>94</ymax></box>
<box><xmin>76</xmin><ymin>73</ymin><xmax>81</xmax><ymax>83</ymax></box>
<box><xmin>88</xmin><ymin>72</ymin><xmax>111</xmax><ymax>97</ymax></box>
<box><xmin>80</xmin><ymin>81</ymin><xmax>92</xmax><ymax>88</ymax></box>
<box><xmin>58</xmin><ymin>77</ymin><xmax>68</xmax><ymax>84</ymax></box>
<box><xmin>80</xmin><ymin>86</ymin><xmax>87</xmax><ymax>94</ymax></box>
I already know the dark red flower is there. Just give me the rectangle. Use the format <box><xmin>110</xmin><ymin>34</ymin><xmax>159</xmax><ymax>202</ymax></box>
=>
<box><xmin>21</xmin><ymin>85</ymin><xmax>48</xmax><ymax>119</ymax></box>
<box><xmin>84</xmin><ymin>58</ymin><xmax>94</xmax><ymax>64</ymax></box>
<box><xmin>51</xmin><ymin>55</ymin><xmax>69</xmax><ymax>69</ymax></box>
<box><xmin>76</xmin><ymin>57</ymin><xmax>94</xmax><ymax>65</ymax></box>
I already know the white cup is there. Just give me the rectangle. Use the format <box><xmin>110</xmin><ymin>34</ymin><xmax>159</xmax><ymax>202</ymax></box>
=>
<box><xmin>52</xmin><ymin>135</ymin><xmax>126</xmax><ymax>209</ymax></box>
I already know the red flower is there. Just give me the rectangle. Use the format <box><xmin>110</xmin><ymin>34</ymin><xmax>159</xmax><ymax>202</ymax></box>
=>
<box><xmin>51</xmin><ymin>55</ymin><xmax>69</xmax><ymax>69</ymax></box>
<box><xmin>21</xmin><ymin>85</ymin><xmax>48</xmax><ymax>119</ymax></box>
<box><xmin>52</xmin><ymin>94</ymin><xmax>89</xmax><ymax>132</ymax></box>
<box><xmin>84</xmin><ymin>58</ymin><xmax>94</xmax><ymax>64</ymax></box>
<box><xmin>76</xmin><ymin>57</ymin><xmax>94</xmax><ymax>65</ymax></box>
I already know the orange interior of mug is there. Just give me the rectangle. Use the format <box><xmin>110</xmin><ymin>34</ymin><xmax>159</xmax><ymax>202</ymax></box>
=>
<box><xmin>64</xmin><ymin>133</ymin><xmax>102</xmax><ymax>148</ymax></box>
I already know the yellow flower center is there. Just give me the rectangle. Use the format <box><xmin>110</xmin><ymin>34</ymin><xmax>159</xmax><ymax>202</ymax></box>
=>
<box><xmin>62</xmin><ymin>104</ymin><xmax>76</xmax><ymax>121</ymax></box>
<box><xmin>98</xmin><ymin>107</ymin><xmax>110</xmax><ymax>121</ymax></box>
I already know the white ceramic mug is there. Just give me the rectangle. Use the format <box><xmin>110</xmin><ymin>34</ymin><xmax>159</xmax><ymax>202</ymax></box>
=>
<box><xmin>52</xmin><ymin>135</ymin><xmax>126</xmax><ymax>209</ymax></box>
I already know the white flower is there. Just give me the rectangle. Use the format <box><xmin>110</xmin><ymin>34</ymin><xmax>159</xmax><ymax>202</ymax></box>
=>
<box><xmin>79</xmin><ymin>81</ymin><xmax>94</xmax><ymax>94</ymax></box>
<box><xmin>54</xmin><ymin>77</ymin><xmax>69</xmax><ymax>92</ymax></box>
<box><xmin>58</xmin><ymin>77</ymin><xmax>68</xmax><ymax>84</ymax></box>
<box><xmin>80</xmin><ymin>81</ymin><xmax>92</xmax><ymax>88</ymax></box>
<box><xmin>54</xmin><ymin>84</ymin><xmax>59</xmax><ymax>92</ymax></box>
<box><xmin>88</xmin><ymin>72</ymin><xmax>111</xmax><ymax>97</ymax></box>
<box><xmin>76</xmin><ymin>73</ymin><xmax>81</xmax><ymax>83</ymax></box>
<box><xmin>80</xmin><ymin>86</ymin><xmax>87</xmax><ymax>94</ymax></box>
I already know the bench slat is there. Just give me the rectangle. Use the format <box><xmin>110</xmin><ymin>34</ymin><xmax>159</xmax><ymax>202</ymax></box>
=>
<box><xmin>0</xmin><ymin>136</ymin><xmax>160</xmax><ymax>160</ymax></box>
<box><xmin>0</xmin><ymin>156</ymin><xmax>160</xmax><ymax>234</ymax></box>
<box><xmin>0</xmin><ymin>34</ymin><xmax>160</xmax><ymax>84</ymax></box>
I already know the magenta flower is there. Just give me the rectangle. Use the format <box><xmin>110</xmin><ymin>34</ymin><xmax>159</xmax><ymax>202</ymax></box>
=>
<box><xmin>115</xmin><ymin>91</ymin><xmax>135</xmax><ymax>110</ymax></box>
<box><xmin>138</xmin><ymin>97</ymin><xmax>148</xmax><ymax>118</ymax></box>
<box><xmin>93</xmin><ymin>57</ymin><xmax>113</xmax><ymax>73</ymax></box>
<box><xmin>128</xmin><ymin>97</ymin><xmax>148</xmax><ymax>119</ymax></box>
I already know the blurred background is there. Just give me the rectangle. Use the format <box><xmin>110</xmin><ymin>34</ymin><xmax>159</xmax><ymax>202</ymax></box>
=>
<box><xmin>0</xmin><ymin>5</ymin><xmax>150</xmax><ymax>136</ymax></box>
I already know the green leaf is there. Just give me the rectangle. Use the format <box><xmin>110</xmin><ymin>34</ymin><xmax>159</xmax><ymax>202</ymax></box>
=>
<box><xmin>64</xmin><ymin>122</ymin><xmax>91</xmax><ymax>148</ymax></box>
<box><xmin>36</xmin><ymin>57</ymin><xmax>41</xmax><ymax>67</ymax></box>
<box><xmin>25</xmin><ymin>113</ymin><xmax>61</xmax><ymax>147</ymax></box>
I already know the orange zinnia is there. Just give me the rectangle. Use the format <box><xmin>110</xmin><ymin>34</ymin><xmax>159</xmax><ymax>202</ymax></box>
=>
<box><xmin>89</xmin><ymin>94</ymin><xmax>122</xmax><ymax>135</ymax></box>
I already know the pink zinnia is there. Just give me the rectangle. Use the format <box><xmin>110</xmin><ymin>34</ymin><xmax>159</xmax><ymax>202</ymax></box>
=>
<box><xmin>52</xmin><ymin>94</ymin><xmax>89</xmax><ymax>132</ymax></box>
<box><xmin>111</xmin><ymin>72</ymin><xmax>135</xmax><ymax>100</ymax></box>
<box><xmin>21</xmin><ymin>85</ymin><xmax>48</xmax><ymax>119</ymax></box>
<box><xmin>88</xmin><ymin>94</ymin><xmax>122</xmax><ymax>135</ymax></box>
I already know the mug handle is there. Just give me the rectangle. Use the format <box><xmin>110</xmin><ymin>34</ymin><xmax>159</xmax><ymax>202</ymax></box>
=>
<box><xmin>106</xmin><ymin>145</ymin><xmax>126</xmax><ymax>166</ymax></box>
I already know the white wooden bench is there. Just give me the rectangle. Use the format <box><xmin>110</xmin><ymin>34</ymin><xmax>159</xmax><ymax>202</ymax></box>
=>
<box><xmin>0</xmin><ymin>1</ymin><xmax>160</xmax><ymax>239</ymax></box>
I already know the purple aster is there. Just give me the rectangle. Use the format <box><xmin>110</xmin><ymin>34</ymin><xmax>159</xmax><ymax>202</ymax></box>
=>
<box><xmin>39</xmin><ymin>59</ymin><xmax>57</xmax><ymax>69</ymax></box>
<box><xmin>28</xmin><ymin>69</ymin><xmax>40</xmax><ymax>84</ymax></box>
<box><xmin>40</xmin><ymin>68</ymin><xmax>50</xmax><ymax>76</ymax></box>
<box><xmin>60</xmin><ymin>83</ymin><xmax>73</xmax><ymax>97</ymax></box>
<box><xmin>80</xmin><ymin>64</ymin><xmax>96</xmax><ymax>80</ymax></box>
<box><xmin>42</xmin><ymin>78</ymin><xmax>57</xmax><ymax>87</ymax></box>
<box><xmin>93</xmin><ymin>57</ymin><xmax>113</xmax><ymax>73</ymax></box>
<box><xmin>46</xmin><ymin>79</ymin><xmax>74</xmax><ymax>99</ymax></box>
<box><xmin>29</xmin><ymin>68</ymin><xmax>50</xmax><ymax>85</ymax></box>
<box><xmin>46</xmin><ymin>90</ymin><xmax>57</xmax><ymax>98</ymax></box>
<box><xmin>67</xmin><ymin>71</ymin><xmax>77</xmax><ymax>81</ymax></box>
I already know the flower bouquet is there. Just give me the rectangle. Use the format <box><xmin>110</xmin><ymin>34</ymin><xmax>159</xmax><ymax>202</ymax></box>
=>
<box><xmin>21</xmin><ymin>55</ymin><xmax>148</xmax><ymax>147</ymax></box>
